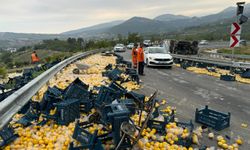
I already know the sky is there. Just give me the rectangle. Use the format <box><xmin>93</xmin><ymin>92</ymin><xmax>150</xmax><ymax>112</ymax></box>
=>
<box><xmin>0</xmin><ymin>0</ymin><xmax>249</xmax><ymax>34</ymax></box>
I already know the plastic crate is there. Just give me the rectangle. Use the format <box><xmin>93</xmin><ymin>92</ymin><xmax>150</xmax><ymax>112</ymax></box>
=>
<box><xmin>94</xmin><ymin>86</ymin><xmax>121</xmax><ymax>110</ymax></box>
<box><xmin>109</xmin><ymin>81</ymin><xmax>127</xmax><ymax>96</ymax></box>
<box><xmin>70</xmin><ymin>122</ymin><xmax>104</xmax><ymax>150</ymax></box>
<box><xmin>195</xmin><ymin>105</ymin><xmax>230</xmax><ymax>131</ymax></box>
<box><xmin>40</xmin><ymin>86</ymin><xmax>63</xmax><ymax>113</ymax></box>
<box><xmin>147</xmin><ymin>110</ymin><xmax>175</xmax><ymax>133</ymax></box>
<box><xmin>220</xmin><ymin>74</ymin><xmax>236</xmax><ymax>81</ymax></box>
<box><xmin>106</xmin><ymin>69</ymin><xmax>123</xmax><ymax>81</ymax></box>
<box><xmin>175</xmin><ymin>120</ymin><xmax>194</xmax><ymax>147</ymax></box>
<box><xmin>0</xmin><ymin>125</ymin><xmax>18</xmax><ymax>147</ymax></box>
<box><xmin>47</xmin><ymin>99</ymin><xmax>81</xmax><ymax>125</ymax></box>
<box><xmin>117</xmin><ymin>99</ymin><xmax>136</xmax><ymax>115</ymax></box>
<box><xmin>17</xmin><ymin>110</ymin><xmax>40</xmax><ymax>127</ymax></box>
<box><xmin>120</xmin><ymin>60</ymin><xmax>132</xmax><ymax>68</ymax></box>
<box><xmin>64</xmin><ymin>78</ymin><xmax>89</xmax><ymax>100</ymax></box>
<box><xmin>63</xmin><ymin>78</ymin><xmax>91</xmax><ymax>113</ymax></box>
<box><xmin>241</xmin><ymin>70</ymin><xmax>250</xmax><ymax>78</ymax></box>
<box><xmin>103</xmin><ymin>104</ymin><xmax>130</xmax><ymax>145</ymax></box>
<box><xmin>104</xmin><ymin>64</ymin><xmax>113</xmax><ymax>70</ymax></box>
<box><xmin>125</xmin><ymin>91</ymin><xmax>145</xmax><ymax>108</ymax></box>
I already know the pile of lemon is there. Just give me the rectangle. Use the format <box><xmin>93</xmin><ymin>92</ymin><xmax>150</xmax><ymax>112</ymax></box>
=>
<box><xmin>138</xmin><ymin>125</ymin><xmax>193</xmax><ymax>150</ymax></box>
<box><xmin>5</xmin><ymin>122</ymin><xmax>75</xmax><ymax>150</ymax></box>
<box><xmin>186</xmin><ymin>67</ymin><xmax>250</xmax><ymax>84</ymax></box>
<box><xmin>216</xmin><ymin>135</ymin><xmax>243</xmax><ymax>150</ymax></box>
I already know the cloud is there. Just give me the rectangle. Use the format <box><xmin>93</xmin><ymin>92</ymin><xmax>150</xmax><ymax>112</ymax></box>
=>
<box><xmin>0</xmin><ymin>0</ymin><xmax>249</xmax><ymax>33</ymax></box>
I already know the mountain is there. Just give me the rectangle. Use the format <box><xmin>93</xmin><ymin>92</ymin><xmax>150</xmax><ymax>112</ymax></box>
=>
<box><xmin>107</xmin><ymin>4</ymin><xmax>250</xmax><ymax>36</ymax></box>
<box><xmin>108</xmin><ymin>17</ymin><xmax>168</xmax><ymax>34</ymax></box>
<box><xmin>154</xmin><ymin>14</ymin><xmax>190</xmax><ymax>21</ymax></box>
<box><xmin>61</xmin><ymin>20</ymin><xmax>123</xmax><ymax>36</ymax></box>
<box><xmin>0</xmin><ymin>32</ymin><xmax>61</xmax><ymax>49</ymax></box>
<box><xmin>1</xmin><ymin>3</ymin><xmax>250</xmax><ymax>49</ymax></box>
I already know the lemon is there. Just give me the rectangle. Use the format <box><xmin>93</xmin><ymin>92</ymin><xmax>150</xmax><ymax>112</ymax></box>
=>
<box><xmin>146</xmin><ymin>142</ymin><xmax>151</xmax><ymax>148</ymax></box>
<box><xmin>236</xmin><ymin>138</ymin><xmax>243</xmax><ymax>145</ymax></box>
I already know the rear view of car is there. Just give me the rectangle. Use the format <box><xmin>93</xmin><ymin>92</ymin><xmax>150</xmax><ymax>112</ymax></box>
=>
<box><xmin>114</xmin><ymin>44</ymin><xmax>126</xmax><ymax>52</ymax></box>
<box><xmin>127</xmin><ymin>43</ymin><xmax>134</xmax><ymax>49</ymax></box>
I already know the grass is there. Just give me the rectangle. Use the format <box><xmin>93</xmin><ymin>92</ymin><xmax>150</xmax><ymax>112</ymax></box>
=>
<box><xmin>0</xmin><ymin>67</ymin><xmax>7</xmax><ymax>78</ymax></box>
<box><xmin>217</xmin><ymin>46</ymin><xmax>250</xmax><ymax>55</ymax></box>
<box><xmin>12</xmin><ymin>49</ymin><xmax>73</xmax><ymax>65</ymax></box>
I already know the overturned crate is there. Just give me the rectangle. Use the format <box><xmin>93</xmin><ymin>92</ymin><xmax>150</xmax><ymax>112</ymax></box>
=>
<box><xmin>0</xmin><ymin>125</ymin><xmax>18</xmax><ymax>147</ymax></box>
<box><xmin>46</xmin><ymin>99</ymin><xmax>81</xmax><ymax>125</ymax></box>
<box><xmin>175</xmin><ymin>120</ymin><xmax>194</xmax><ymax>147</ymax></box>
<box><xmin>147</xmin><ymin>109</ymin><xmax>175</xmax><ymax>133</ymax></box>
<box><xmin>63</xmin><ymin>78</ymin><xmax>92</xmax><ymax>113</ymax></box>
<box><xmin>70</xmin><ymin>121</ymin><xmax>104</xmax><ymax>150</ymax></box>
<box><xmin>220</xmin><ymin>74</ymin><xmax>236</xmax><ymax>81</ymax></box>
<box><xmin>195</xmin><ymin>105</ymin><xmax>230</xmax><ymax>131</ymax></box>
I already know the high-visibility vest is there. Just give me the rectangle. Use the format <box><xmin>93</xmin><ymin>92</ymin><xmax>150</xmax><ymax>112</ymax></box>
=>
<box><xmin>31</xmin><ymin>53</ymin><xmax>40</xmax><ymax>62</ymax></box>
<box><xmin>137</xmin><ymin>47</ymin><xmax>144</xmax><ymax>62</ymax></box>
<box><xmin>132</xmin><ymin>48</ymin><xmax>137</xmax><ymax>64</ymax></box>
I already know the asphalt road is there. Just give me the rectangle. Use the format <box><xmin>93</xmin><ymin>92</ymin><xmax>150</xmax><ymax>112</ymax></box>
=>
<box><xmin>118</xmin><ymin>50</ymin><xmax>250</xmax><ymax>149</ymax></box>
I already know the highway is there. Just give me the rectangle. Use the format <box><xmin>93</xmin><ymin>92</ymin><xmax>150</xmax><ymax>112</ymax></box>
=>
<box><xmin>119</xmin><ymin>50</ymin><xmax>250</xmax><ymax>149</ymax></box>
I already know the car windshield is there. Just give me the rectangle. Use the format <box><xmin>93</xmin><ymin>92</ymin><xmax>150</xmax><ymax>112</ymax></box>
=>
<box><xmin>148</xmin><ymin>48</ymin><xmax>167</xmax><ymax>54</ymax></box>
<box><xmin>116</xmin><ymin>44</ymin><xmax>124</xmax><ymax>47</ymax></box>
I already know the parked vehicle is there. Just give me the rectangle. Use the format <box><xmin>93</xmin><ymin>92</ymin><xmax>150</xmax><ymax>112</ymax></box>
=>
<box><xmin>143</xmin><ymin>40</ymin><xmax>152</xmax><ymax>47</ymax></box>
<box><xmin>240</xmin><ymin>40</ymin><xmax>247</xmax><ymax>46</ymax></box>
<box><xmin>127</xmin><ymin>43</ymin><xmax>134</xmax><ymax>49</ymax></box>
<box><xmin>144</xmin><ymin>47</ymin><xmax>173</xmax><ymax>67</ymax></box>
<box><xmin>199</xmin><ymin>40</ymin><xmax>209</xmax><ymax>45</ymax></box>
<box><xmin>114</xmin><ymin>44</ymin><xmax>126</xmax><ymax>52</ymax></box>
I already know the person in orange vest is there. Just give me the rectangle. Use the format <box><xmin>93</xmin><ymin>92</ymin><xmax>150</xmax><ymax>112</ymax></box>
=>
<box><xmin>137</xmin><ymin>43</ymin><xmax>145</xmax><ymax>75</ymax></box>
<box><xmin>31</xmin><ymin>51</ymin><xmax>40</xmax><ymax>64</ymax></box>
<box><xmin>131</xmin><ymin>44</ymin><xmax>138</xmax><ymax>68</ymax></box>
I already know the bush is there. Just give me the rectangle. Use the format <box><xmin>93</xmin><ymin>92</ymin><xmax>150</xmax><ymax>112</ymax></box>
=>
<box><xmin>0</xmin><ymin>67</ymin><xmax>7</xmax><ymax>78</ymax></box>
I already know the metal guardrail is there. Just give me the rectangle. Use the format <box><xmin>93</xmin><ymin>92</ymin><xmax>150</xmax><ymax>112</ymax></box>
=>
<box><xmin>172</xmin><ymin>54</ymin><xmax>250</xmax><ymax>69</ymax></box>
<box><xmin>0</xmin><ymin>49</ymin><xmax>106</xmax><ymax>129</ymax></box>
<box><xmin>201</xmin><ymin>52</ymin><xmax>250</xmax><ymax>60</ymax></box>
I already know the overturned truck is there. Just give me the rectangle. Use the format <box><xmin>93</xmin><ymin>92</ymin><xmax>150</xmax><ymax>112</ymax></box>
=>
<box><xmin>170</xmin><ymin>40</ymin><xmax>199</xmax><ymax>55</ymax></box>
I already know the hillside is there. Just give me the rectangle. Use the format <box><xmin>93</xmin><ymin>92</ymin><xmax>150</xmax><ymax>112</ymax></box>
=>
<box><xmin>62</xmin><ymin>20</ymin><xmax>123</xmax><ymax>35</ymax></box>
<box><xmin>154</xmin><ymin>14</ymin><xmax>190</xmax><ymax>21</ymax></box>
<box><xmin>1</xmin><ymin>3</ymin><xmax>250</xmax><ymax>49</ymax></box>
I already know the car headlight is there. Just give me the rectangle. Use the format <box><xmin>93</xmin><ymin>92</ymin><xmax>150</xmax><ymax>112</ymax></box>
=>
<box><xmin>149</xmin><ymin>57</ymin><xmax>153</xmax><ymax>60</ymax></box>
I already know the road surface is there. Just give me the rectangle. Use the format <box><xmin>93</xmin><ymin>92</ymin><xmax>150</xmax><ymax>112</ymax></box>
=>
<box><xmin>119</xmin><ymin>50</ymin><xmax>250</xmax><ymax>149</ymax></box>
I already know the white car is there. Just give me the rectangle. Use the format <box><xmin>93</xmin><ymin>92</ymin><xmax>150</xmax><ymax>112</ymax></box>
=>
<box><xmin>127</xmin><ymin>43</ymin><xmax>134</xmax><ymax>49</ymax></box>
<box><xmin>114</xmin><ymin>44</ymin><xmax>126</xmax><ymax>52</ymax></box>
<box><xmin>199</xmin><ymin>40</ymin><xmax>209</xmax><ymax>45</ymax></box>
<box><xmin>144</xmin><ymin>47</ymin><xmax>173</xmax><ymax>67</ymax></box>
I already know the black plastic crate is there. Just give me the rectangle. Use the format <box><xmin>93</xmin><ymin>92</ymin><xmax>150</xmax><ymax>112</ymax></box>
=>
<box><xmin>106</xmin><ymin>69</ymin><xmax>123</xmax><ymax>81</ymax></box>
<box><xmin>94</xmin><ymin>86</ymin><xmax>121</xmax><ymax>110</ymax></box>
<box><xmin>220</xmin><ymin>74</ymin><xmax>236</xmax><ymax>81</ymax></box>
<box><xmin>70</xmin><ymin>121</ymin><xmax>104</xmax><ymax>150</ymax></box>
<box><xmin>17</xmin><ymin>110</ymin><xmax>40</xmax><ymax>127</ymax></box>
<box><xmin>241</xmin><ymin>69</ymin><xmax>250</xmax><ymax>78</ymax></box>
<box><xmin>63</xmin><ymin>78</ymin><xmax>89</xmax><ymax>100</ymax></box>
<box><xmin>175</xmin><ymin>120</ymin><xmax>194</xmax><ymax>147</ymax></box>
<box><xmin>0</xmin><ymin>125</ymin><xmax>18</xmax><ymax>147</ymax></box>
<box><xmin>109</xmin><ymin>81</ymin><xmax>127</xmax><ymax>96</ymax></box>
<box><xmin>47</xmin><ymin>99</ymin><xmax>81</xmax><ymax>125</ymax></box>
<box><xmin>117</xmin><ymin>99</ymin><xmax>136</xmax><ymax>115</ymax></box>
<box><xmin>195</xmin><ymin>105</ymin><xmax>230</xmax><ymax>131</ymax></box>
<box><xmin>147</xmin><ymin>110</ymin><xmax>175</xmax><ymax>133</ymax></box>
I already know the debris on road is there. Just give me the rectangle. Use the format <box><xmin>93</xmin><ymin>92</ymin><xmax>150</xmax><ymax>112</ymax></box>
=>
<box><xmin>0</xmin><ymin>53</ymin><xmax>246</xmax><ymax>150</ymax></box>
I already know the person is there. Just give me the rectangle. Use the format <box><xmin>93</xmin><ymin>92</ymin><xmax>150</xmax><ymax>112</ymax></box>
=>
<box><xmin>137</xmin><ymin>43</ymin><xmax>145</xmax><ymax>75</ymax></box>
<box><xmin>131</xmin><ymin>44</ymin><xmax>138</xmax><ymax>68</ymax></box>
<box><xmin>31</xmin><ymin>51</ymin><xmax>40</xmax><ymax>64</ymax></box>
